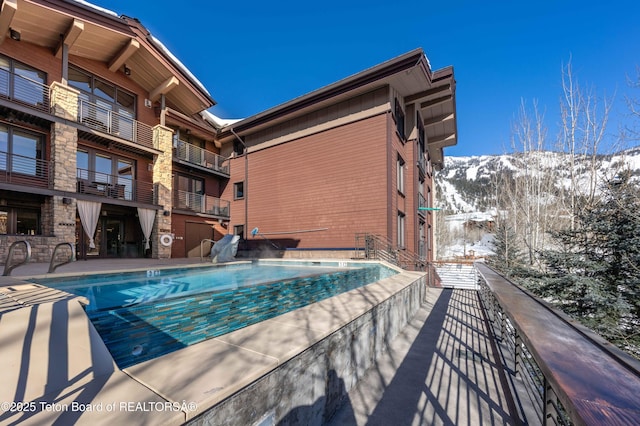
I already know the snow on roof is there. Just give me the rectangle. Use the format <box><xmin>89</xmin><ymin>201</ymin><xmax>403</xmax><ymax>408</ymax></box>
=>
<box><xmin>201</xmin><ymin>110</ymin><xmax>243</xmax><ymax>129</ymax></box>
<box><xmin>71</xmin><ymin>1</ymin><xmax>212</xmax><ymax>101</ymax></box>
<box><xmin>149</xmin><ymin>35</ymin><xmax>211</xmax><ymax>98</ymax></box>
<box><xmin>71</xmin><ymin>0</ymin><xmax>119</xmax><ymax>17</ymax></box>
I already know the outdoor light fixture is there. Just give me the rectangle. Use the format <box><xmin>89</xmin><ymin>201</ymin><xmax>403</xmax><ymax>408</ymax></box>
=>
<box><xmin>163</xmin><ymin>210</ymin><xmax>171</xmax><ymax>216</ymax></box>
<box><xmin>9</xmin><ymin>28</ymin><xmax>20</xmax><ymax>41</ymax></box>
<box><xmin>123</xmin><ymin>65</ymin><xmax>131</xmax><ymax>76</ymax></box>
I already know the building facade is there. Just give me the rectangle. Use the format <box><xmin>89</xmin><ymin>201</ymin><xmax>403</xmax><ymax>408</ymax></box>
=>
<box><xmin>0</xmin><ymin>0</ymin><xmax>230</xmax><ymax>262</ymax></box>
<box><xmin>0</xmin><ymin>1</ymin><xmax>456</xmax><ymax>266</ymax></box>
<box><xmin>216</xmin><ymin>50</ymin><xmax>457</xmax><ymax>264</ymax></box>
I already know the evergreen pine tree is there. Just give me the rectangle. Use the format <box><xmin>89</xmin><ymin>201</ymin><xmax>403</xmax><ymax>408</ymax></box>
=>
<box><xmin>489</xmin><ymin>219</ymin><xmax>525</xmax><ymax>277</ymax></box>
<box><xmin>537</xmin><ymin>170</ymin><xmax>640</xmax><ymax>357</ymax></box>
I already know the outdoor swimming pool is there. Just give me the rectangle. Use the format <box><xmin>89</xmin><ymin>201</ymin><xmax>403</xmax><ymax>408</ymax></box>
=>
<box><xmin>35</xmin><ymin>260</ymin><xmax>398</xmax><ymax>368</ymax></box>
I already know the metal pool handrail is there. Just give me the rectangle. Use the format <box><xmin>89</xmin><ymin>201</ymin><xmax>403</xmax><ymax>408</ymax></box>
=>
<box><xmin>48</xmin><ymin>242</ymin><xmax>75</xmax><ymax>273</ymax></box>
<box><xmin>200</xmin><ymin>239</ymin><xmax>216</xmax><ymax>261</ymax></box>
<box><xmin>475</xmin><ymin>262</ymin><xmax>640</xmax><ymax>425</ymax></box>
<box><xmin>3</xmin><ymin>240</ymin><xmax>32</xmax><ymax>276</ymax></box>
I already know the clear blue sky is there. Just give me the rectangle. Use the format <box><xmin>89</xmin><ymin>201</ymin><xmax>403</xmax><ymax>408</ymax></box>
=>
<box><xmin>90</xmin><ymin>0</ymin><xmax>640</xmax><ymax>156</ymax></box>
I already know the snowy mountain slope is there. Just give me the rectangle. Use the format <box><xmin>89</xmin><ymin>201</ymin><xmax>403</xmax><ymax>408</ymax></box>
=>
<box><xmin>435</xmin><ymin>148</ymin><xmax>640</xmax><ymax>214</ymax></box>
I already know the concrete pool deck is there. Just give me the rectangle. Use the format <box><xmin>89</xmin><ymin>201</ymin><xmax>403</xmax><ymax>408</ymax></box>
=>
<box><xmin>0</xmin><ymin>259</ymin><xmax>516</xmax><ymax>425</ymax></box>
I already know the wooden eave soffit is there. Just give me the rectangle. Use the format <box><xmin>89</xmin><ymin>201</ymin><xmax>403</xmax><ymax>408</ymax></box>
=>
<box><xmin>420</xmin><ymin>95</ymin><xmax>452</xmax><ymax>109</ymax></box>
<box><xmin>108</xmin><ymin>39</ymin><xmax>140</xmax><ymax>72</ymax></box>
<box><xmin>427</xmin><ymin>133</ymin><xmax>457</xmax><ymax>148</ymax></box>
<box><xmin>423</xmin><ymin>113</ymin><xmax>455</xmax><ymax>127</ymax></box>
<box><xmin>405</xmin><ymin>84</ymin><xmax>451</xmax><ymax>103</ymax></box>
<box><xmin>55</xmin><ymin>19</ymin><xmax>84</xmax><ymax>58</ymax></box>
<box><xmin>149</xmin><ymin>76</ymin><xmax>179</xmax><ymax>101</ymax></box>
<box><xmin>0</xmin><ymin>0</ymin><xmax>17</xmax><ymax>45</ymax></box>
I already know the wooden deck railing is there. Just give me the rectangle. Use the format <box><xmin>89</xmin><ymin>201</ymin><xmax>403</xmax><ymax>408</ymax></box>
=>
<box><xmin>475</xmin><ymin>262</ymin><xmax>640</xmax><ymax>425</ymax></box>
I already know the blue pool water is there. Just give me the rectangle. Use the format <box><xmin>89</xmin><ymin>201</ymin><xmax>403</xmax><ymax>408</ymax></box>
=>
<box><xmin>36</xmin><ymin>261</ymin><xmax>397</xmax><ymax>368</ymax></box>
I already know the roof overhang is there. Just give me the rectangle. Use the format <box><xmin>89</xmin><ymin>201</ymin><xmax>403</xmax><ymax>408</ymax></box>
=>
<box><xmin>1</xmin><ymin>0</ymin><xmax>215</xmax><ymax>115</ymax></box>
<box><xmin>215</xmin><ymin>49</ymin><xmax>457</xmax><ymax>167</ymax></box>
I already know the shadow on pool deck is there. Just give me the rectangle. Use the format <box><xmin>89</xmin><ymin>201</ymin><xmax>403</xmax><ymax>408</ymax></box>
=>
<box><xmin>325</xmin><ymin>288</ymin><xmax>520</xmax><ymax>426</ymax></box>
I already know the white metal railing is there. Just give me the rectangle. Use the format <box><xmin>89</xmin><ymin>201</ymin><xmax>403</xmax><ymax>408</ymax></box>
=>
<box><xmin>77</xmin><ymin>99</ymin><xmax>154</xmax><ymax>149</ymax></box>
<box><xmin>174</xmin><ymin>190</ymin><xmax>230</xmax><ymax>217</ymax></box>
<box><xmin>0</xmin><ymin>68</ymin><xmax>50</xmax><ymax>114</ymax></box>
<box><xmin>175</xmin><ymin>140</ymin><xmax>229</xmax><ymax>176</ymax></box>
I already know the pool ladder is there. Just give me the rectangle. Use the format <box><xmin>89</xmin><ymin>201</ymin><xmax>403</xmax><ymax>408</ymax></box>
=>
<box><xmin>48</xmin><ymin>242</ymin><xmax>75</xmax><ymax>273</ymax></box>
<box><xmin>3</xmin><ymin>240</ymin><xmax>32</xmax><ymax>276</ymax></box>
<box><xmin>200</xmin><ymin>238</ymin><xmax>215</xmax><ymax>261</ymax></box>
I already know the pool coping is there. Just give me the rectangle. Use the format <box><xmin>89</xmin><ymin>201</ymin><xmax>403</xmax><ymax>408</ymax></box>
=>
<box><xmin>0</xmin><ymin>259</ymin><xmax>424</xmax><ymax>425</ymax></box>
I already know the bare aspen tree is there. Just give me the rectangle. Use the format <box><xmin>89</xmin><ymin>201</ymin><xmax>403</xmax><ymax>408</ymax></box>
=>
<box><xmin>559</xmin><ymin>59</ymin><xmax>613</xmax><ymax>228</ymax></box>
<box><xmin>497</xmin><ymin>100</ymin><xmax>557</xmax><ymax>267</ymax></box>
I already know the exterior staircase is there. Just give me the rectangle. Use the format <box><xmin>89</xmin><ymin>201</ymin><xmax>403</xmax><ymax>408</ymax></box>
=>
<box><xmin>433</xmin><ymin>262</ymin><xmax>478</xmax><ymax>289</ymax></box>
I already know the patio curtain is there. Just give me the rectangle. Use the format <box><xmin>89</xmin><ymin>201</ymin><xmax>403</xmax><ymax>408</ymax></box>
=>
<box><xmin>77</xmin><ymin>200</ymin><xmax>101</xmax><ymax>249</ymax></box>
<box><xmin>137</xmin><ymin>207</ymin><xmax>155</xmax><ymax>250</ymax></box>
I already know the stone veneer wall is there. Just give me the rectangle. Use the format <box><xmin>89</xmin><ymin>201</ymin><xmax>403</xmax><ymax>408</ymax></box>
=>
<box><xmin>0</xmin><ymin>83</ymin><xmax>80</xmax><ymax>263</ymax></box>
<box><xmin>152</xmin><ymin>125</ymin><xmax>174</xmax><ymax>259</ymax></box>
<box><xmin>187</xmin><ymin>274</ymin><xmax>426</xmax><ymax>426</ymax></box>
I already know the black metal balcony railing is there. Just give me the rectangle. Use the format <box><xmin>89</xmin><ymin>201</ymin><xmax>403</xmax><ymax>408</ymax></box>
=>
<box><xmin>174</xmin><ymin>140</ymin><xmax>229</xmax><ymax>176</ymax></box>
<box><xmin>0</xmin><ymin>151</ymin><xmax>51</xmax><ymax>188</ymax></box>
<box><xmin>174</xmin><ymin>190</ymin><xmax>230</xmax><ymax>217</ymax></box>
<box><xmin>0</xmin><ymin>68</ymin><xmax>51</xmax><ymax>114</ymax></box>
<box><xmin>76</xmin><ymin>168</ymin><xmax>154</xmax><ymax>204</ymax></box>
<box><xmin>78</xmin><ymin>99</ymin><xmax>154</xmax><ymax>149</ymax></box>
<box><xmin>475</xmin><ymin>263</ymin><xmax>640</xmax><ymax>426</ymax></box>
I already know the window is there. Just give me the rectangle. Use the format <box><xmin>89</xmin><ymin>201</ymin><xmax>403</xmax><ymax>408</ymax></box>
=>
<box><xmin>234</xmin><ymin>181</ymin><xmax>245</xmax><ymax>200</ymax></box>
<box><xmin>0</xmin><ymin>124</ymin><xmax>44</xmax><ymax>177</ymax></box>
<box><xmin>397</xmin><ymin>156</ymin><xmax>405</xmax><ymax>194</ymax></box>
<box><xmin>397</xmin><ymin>212</ymin><xmax>406</xmax><ymax>248</ymax></box>
<box><xmin>69</xmin><ymin>66</ymin><xmax>136</xmax><ymax>139</ymax></box>
<box><xmin>0</xmin><ymin>54</ymin><xmax>47</xmax><ymax>106</ymax></box>
<box><xmin>417</xmin><ymin>111</ymin><xmax>425</xmax><ymax>152</ymax></box>
<box><xmin>0</xmin><ymin>207</ymin><xmax>41</xmax><ymax>235</ymax></box>
<box><xmin>394</xmin><ymin>98</ymin><xmax>405</xmax><ymax>140</ymax></box>
<box><xmin>76</xmin><ymin>148</ymin><xmax>135</xmax><ymax>200</ymax></box>
<box><xmin>176</xmin><ymin>174</ymin><xmax>204</xmax><ymax>211</ymax></box>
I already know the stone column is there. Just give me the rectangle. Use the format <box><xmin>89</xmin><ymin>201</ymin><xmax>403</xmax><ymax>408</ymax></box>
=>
<box><xmin>49</xmin><ymin>82</ymin><xmax>80</xmax><ymax>247</ymax></box>
<box><xmin>152</xmin><ymin>124</ymin><xmax>174</xmax><ymax>259</ymax></box>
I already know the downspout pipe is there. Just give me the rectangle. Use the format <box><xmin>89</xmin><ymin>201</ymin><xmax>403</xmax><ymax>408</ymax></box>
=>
<box><xmin>230</xmin><ymin>128</ymin><xmax>248</xmax><ymax>240</ymax></box>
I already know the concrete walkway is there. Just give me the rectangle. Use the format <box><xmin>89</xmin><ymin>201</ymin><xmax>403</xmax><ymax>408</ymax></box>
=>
<box><xmin>327</xmin><ymin>288</ymin><xmax>519</xmax><ymax>426</ymax></box>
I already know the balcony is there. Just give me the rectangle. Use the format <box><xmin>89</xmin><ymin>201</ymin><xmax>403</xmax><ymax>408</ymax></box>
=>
<box><xmin>77</xmin><ymin>99</ymin><xmax>154</xmax><ymax>149</ymax></box>
<box><xmin>0</xmin><ymin>68</ymin><xmax>51</xmax><ymax>115</ymax></box>
<box><xmin>0</xmin><ymin>151</ymin><xmax>50</xmax><ymax>188</ymax></box>
<box><xmin>174</xmin><ymin>140</ymin><xmax>229</xmax><ymax>177</ymax></box>
<box><xmin>173</xmin><ymin>190</ymin><xmax>230</xmax><ymax>218</ymax></box>
<box><xmin>0</xmin><ymin>68</ymin><xmax>156</xmax><ymax>151</ymax></box>
<box><xmin>76</xmin><ymin>168</ymin><xmax>154</xmax><ymax>205</ymax></box>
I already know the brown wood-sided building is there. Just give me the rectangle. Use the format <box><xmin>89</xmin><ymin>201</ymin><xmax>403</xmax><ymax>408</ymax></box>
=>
<box><xmin>216</xmin><ymin>50</ymin><xmax>457</xmax><ymax>264</ymax></box>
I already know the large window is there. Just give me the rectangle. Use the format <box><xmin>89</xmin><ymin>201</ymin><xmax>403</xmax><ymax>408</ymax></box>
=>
<box><xmin>0</xmin><ymin>54</ymin><xmax>47</xmax><ymax>106</ymax></box>
<box><xmin>175</xmin><ymin>174</ymin><xmax>204</xmax><ymax>211</ymax></box>
<box><xmin>76</xmin><ymin>149</ymin><xmax>135</xmax><ymax>200</ymax></box>
<box><xmin>0</xmin><ymin>124</ymin><xmax>44</xmax><ymax>177</ymax></box>
<box><xmin>69</xmin><ymin>66</ymin><xmax>136</xmax><ymax>139</ymax></box>
<box><xmin>0</xmin><ymin>207</ymin><xmax>41</xmax><ymax>235</ymax></box>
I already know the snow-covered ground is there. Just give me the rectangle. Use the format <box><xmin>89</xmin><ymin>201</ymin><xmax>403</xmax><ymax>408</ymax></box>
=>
<box><xmin>440</xmin><ymin>233</ymin><xmax>495</xmax><ymax>260</ymax></box>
